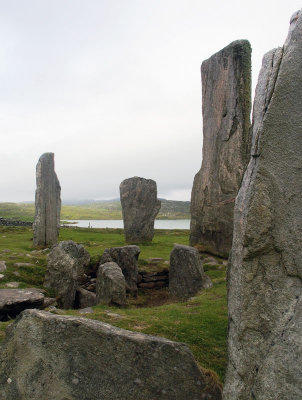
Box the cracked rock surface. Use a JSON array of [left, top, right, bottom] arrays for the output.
[[190, 40, 251, 257], [0, 309, 222, 400], [223, 9, 302, 400]]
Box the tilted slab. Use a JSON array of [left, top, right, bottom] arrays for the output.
[[0, 309, 222, 400]]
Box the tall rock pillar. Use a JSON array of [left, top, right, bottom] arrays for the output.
[[190, 40, 251, 257], [120, 177, 161, 243], [223, 10, 302, 399], [33, 153, 61, 247]]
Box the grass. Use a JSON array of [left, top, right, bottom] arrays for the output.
[[0, 225, 227, 383], [0, 200, 190, 222]]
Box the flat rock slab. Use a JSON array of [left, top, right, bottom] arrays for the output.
[[0, 309, 222, 400], [0, 289, 45, 321], [14, 263, 34, 267]]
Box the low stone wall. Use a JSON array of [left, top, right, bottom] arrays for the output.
[[138, 269, 169, 289], [0, 217, 32, 227]]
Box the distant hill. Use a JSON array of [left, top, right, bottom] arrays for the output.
[[0, 199, 190, 221]]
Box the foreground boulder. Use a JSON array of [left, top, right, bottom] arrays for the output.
[[0, 289, 44, 321], [44, 241, 90, 309], [96, 262, 127, 306], [223, 10, 302, 399], [100, 245, 140, 296], [33, 152, 61, 247], [0, 309, 222, 400], [120, 177, 161, 242], [190, 40, 251, 257], [169, 244, 212, 299]]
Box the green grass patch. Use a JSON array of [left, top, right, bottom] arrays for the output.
[[0, 225, 227, 383]]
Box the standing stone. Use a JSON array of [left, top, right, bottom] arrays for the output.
[[190, 40, 251, 257], [223, 10, 302, 400], [44, 240, 90, 309], [0, 309, 222, 400], [169, 244, 212, 299], [96, 262, 127, 306], [120, 177, 161, 243], [100, 245, 140, 296], [33, 153, 61, 247]]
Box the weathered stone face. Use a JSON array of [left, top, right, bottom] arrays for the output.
[[120, 177, 161, 243], [44, 240, 90, 309], [223, 10, 302, 399], [96, 262, 127, 306], [190, 41, 251, 257], [169, 244, 212, 299], [33, 153, 61, 247], [0, 309, 222, 400], [100, 245, 140, 296]]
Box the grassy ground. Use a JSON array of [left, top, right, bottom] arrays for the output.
[[0, 201, 190, 221], [0, 226, 227, 383]]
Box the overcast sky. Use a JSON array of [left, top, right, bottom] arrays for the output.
[[1, 0, 300, 202]]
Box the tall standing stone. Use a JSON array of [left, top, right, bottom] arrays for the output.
[[120, 177, 161, 243], [190, 40, 251, 257], [223, 10, 302, 399], [33, 153, 61, 247]]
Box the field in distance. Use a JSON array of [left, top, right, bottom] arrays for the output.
[[0, 199, 190, 222]]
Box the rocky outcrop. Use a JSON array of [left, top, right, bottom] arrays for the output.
[[0, 289, 45, 321], [169, 244, 212, 299], [120, 177, 161, 243], [33, 153, 61, 247], [44, 240, 90, 309], [0, 309, 222, 400], [96, 262, 127, 306], [100, 245, 140, 296], [223, 10, 302, 400], [190, 40, 251, 257]]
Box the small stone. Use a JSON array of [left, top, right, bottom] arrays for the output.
[[78, 307, 94, 314], [0, 261, 7, 272], [0, 274, 5, 279], [5, 282, 19, 288], [14, 263, 34, 267]]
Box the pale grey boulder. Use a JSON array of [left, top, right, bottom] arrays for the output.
[[190, 40, 251, 257], [120, 177, 161, 243], [44, 240, 90, 309], [96, 262, 127, 306], [169, 244, 212, 299], [33, 153, 61, 247], [0, 309, 222, 400], [100, 245, 140, 296], [223, 10, 302, 400], [0, 261, 6, 272], [0, 288, 44, 321]]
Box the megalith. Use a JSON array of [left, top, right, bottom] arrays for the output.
[[44, 240, 90, 309], [120, 177, 161, 243], [33, 152, 61, 247], [0, 309, 222, 400], [100, 245, 140, 296], [96, 262, 127, 306], [190, 40, 251, 257], [169, 244, 212, 299], [223, 10, 302, 399]]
